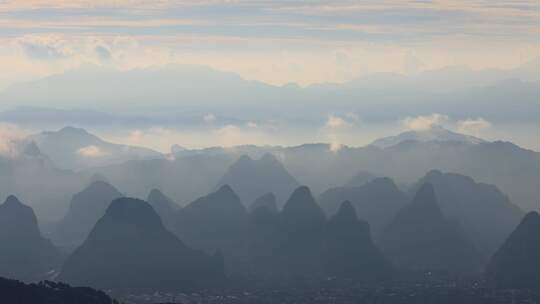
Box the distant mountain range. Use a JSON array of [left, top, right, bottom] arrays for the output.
[[1, 124, 539, 226], [28, 126, 162, 171], [217, 154, 300, 208], [1, 63, 540, 123], [371, 125, 485, 148]]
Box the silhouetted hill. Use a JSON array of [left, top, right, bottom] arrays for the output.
[[217, 154, 300, 208], [0, 277, 119, 304], [486, 212, 540, 289], [248, 192, 278, 213], [54, 181, 122, 248], [318, 178, 408, 239], [275, 186, 326, 277], [174, 185, 248, 273], [323, 201, 393, 280], [381, 184, 482, 274], [58, 197, 224, 289], [147, 188, 180, 231], [412, 170, 523, 256], [0, 196, 61, 281]]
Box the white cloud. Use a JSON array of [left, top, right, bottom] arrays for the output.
[[203, 113, 216, 123], [0, 123, 30, 158], [402, 113, 449, 131], [457, 117, 492, 135], [246, 121, 258, 128], [329, 142, 344, 153], [77, 145, 107, 158], [325, 114, 353, 129]]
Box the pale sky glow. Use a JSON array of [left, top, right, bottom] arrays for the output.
[[1, 0, 540, 87]]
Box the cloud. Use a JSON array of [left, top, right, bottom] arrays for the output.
[[402, 113, 449, 131], [457, 117, 492, 135], [0, 123, 30, 158], [203, 113, 216, 123], [329, 142, 344, 153], [77, 145, 108, 158], [16, 36, 71, 60], [325, 114, 353, 129]]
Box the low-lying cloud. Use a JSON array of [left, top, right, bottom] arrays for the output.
[[77, 145, 108, 158], [457, 118, 492, 136], [402, 113, 449, 131]]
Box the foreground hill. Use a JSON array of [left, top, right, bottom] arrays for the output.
[[0, 196, 61, 281], [247, 186, 392, 280], [0, 277, 119, 304], [323, 201, 392, 280], [54, 181, 122, 248], [58, 198, 224, 289], [486, 212, 540, 289], [174, 185, 248, 273], [382, 184, 483, 274], [412, 170, 523, 256]]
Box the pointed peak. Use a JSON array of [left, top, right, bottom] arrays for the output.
[[148, 188, 164, 197], [288, 186, 313, 202], [105, 197, 161, 224], [335, 200, 358, 221], [217, 184, 236, 196], [3, 195, 23, 207], [282, 186, 324, 217], [521, 211, 540, 226]]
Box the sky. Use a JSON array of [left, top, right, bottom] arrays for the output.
[[1, 0, 540, 88], [0, 1, 540, 152]]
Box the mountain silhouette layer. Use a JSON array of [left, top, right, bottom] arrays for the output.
[[217, 154, 300, 208], [323, 201, 393, 280], [319, 177, 407, 240], [174, 185, 248, 274], [147, 188, 180, 231], [381, 184, 483, 274], [55, 181, 122, 248], [486, 211, 540, 289], [58, 197, 224, 289], [0, 196, 61, 281], [412, 170, 523, 256]]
